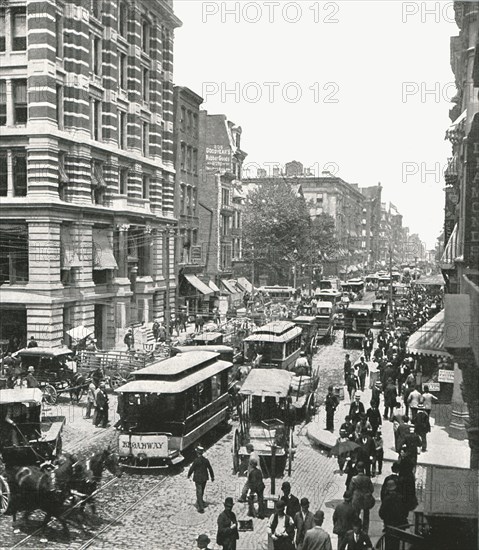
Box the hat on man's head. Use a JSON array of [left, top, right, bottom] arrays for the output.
[[196, 534, 211, 544], [417, 402, 425, 408], [196, 445, 205, 453], [276, 500, 286, 510], [313, 509, 325, 522], [300, 351, 306, 356], [224, 497, 234, 507], [281, 481, 291, 491], [300, 497, 309, 507], [355, 391, 362, 398], [28, 366, 35, 372]]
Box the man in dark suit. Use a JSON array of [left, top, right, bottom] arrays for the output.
[[280, 481, 301, 519], [340, 517, 373, 549], [294, 497, 315, 550], [94, 381, 109, 428], [188, 446, 215, 513], [333, 491, 358, 550], [348, 393, 365, 425], [356, 430, 375, 477], [216, 497, 239, 550]]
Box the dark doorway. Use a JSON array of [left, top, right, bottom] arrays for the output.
[[94, 304, 105, 350]]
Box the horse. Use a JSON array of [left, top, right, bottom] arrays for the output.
[[7, 451, 77, 538], [70, 447, 123, 515]]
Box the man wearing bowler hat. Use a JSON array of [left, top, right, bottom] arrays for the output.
[[302, 509, 333, 550], [188, 445, 215, 513], [216, 497, 239, 549]]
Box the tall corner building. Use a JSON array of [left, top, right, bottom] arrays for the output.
[[0, 0, 181, 349]]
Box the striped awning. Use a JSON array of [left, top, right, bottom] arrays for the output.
[[407, 310, 452, 358], [440, 224, 459, 269]]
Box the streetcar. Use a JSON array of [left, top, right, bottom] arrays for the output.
[[256, 286, 296, 303], [365, 273, 379, 291], [292, 316, 318, 354], [314, 289, 342, 306], [242, 321, 302, 370], [192, 332, 224, 346], [318, 278, 342, 292], [343, 304, 374, 348], [115, 351, 233, 470], [315, 301, 334, 340]]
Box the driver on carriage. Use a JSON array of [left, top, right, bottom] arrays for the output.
[[0, 404, 21, 446], [292, 351, 310, 377], [25, 366, 39, 388]]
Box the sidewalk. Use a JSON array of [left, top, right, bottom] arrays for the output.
[[306, 360, 470, 469]]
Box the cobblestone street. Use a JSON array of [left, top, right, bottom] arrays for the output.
[[1, 330, 369, 550]]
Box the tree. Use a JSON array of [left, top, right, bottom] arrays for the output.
[[309, 212, 339, 259], [242, 179, 310, 284]]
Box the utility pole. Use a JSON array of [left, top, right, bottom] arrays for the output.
[[388, 244, 394, 319], [251, 245, 255, 314], [164, 226, 174, 344]]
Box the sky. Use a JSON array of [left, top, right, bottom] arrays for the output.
[[173, 1, 458, 249]]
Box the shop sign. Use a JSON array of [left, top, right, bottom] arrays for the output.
[[438, 369, 455, 383], [206, 145, 232, 173], [426, 382, 441, 392]]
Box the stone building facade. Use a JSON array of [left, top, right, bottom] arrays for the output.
[[0, 0, 180, 349]]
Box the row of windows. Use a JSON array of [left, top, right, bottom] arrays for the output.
[[179, 184, 197, 216], [180, 143, 198, 174], [0, 149, 27, 197], [180, 107, 198, 136], [0, 8, 26, 52]]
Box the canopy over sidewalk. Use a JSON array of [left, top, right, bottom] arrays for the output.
[[407, 309, 451, 358]]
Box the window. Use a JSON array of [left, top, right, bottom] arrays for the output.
[[180, 142, 186, 171], [13, 80, 27, 125], [0, 152, 7, 196], [92, 35, 101, 75], [316, 193, 323, 205], [118, 2, 127, 38], [91, 99, 101, 140], [118, 110, 127, 149], [91, 0, 102, 19], [0, 81, 6, 126], [193, 113, 198, 135], [180, 185, 185, 214], [91, 160, 106, 205], [0, 223, 28, 285], [222, 188, 230, 206], [58, 152, 69, 200], [186, 186, 192, 215], [186, 146, 192, 173], [180, 106, 186, 131], [142, 68, 149, 102], [193, 148, 198, 175], [13, 150, 27, 196], [142, 174, 150, 199], [119, 167, 128, 195], [142, 121, 149, 156], [118, 51, 127, 90], [221, 215, 229, 236], [187, 110, 192, 132], [56, 84, 64, 129], [12, 8, 26, 51], [55, 13, 63, 57], [0, 10, 5, 52], [141, 20, 150, 53]]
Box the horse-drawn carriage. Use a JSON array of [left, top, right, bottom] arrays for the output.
[[232, 368, 318, 479], [12, 348, 86, 405], [0, 388, 65, 513]]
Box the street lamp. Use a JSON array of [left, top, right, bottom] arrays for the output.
[[292, 248, 298, 289]]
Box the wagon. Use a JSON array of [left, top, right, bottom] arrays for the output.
[[232, 368, 317, 482], [0, 388, 65, 514], [13, 347, 86, 405]]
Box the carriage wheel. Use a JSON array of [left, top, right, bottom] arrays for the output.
[[232, 429, 240, 474], [287, 429, 294, 477], [0, 475, 10, 515], [42, 384, 57, 405], [109, 373, 124, 390]]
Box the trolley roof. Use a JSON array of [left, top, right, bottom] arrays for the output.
[[315, 301, 333, 308], [193, 332, 223, 341], [346, 304, 373, 312], [115, 358, 232, 394], [293, 316, 317, 323], [132, 351, 221, 379], [0, 388, 43, 405], [172, 344, 233, 354], [244, 325, 302, 343], [239, 368, 293, 398]]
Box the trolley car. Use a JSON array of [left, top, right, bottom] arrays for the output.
[[242, 321, 302, 370], [115, 351, 233, 470]]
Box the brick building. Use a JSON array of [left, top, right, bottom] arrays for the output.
[[197, 112, 247, 303], [359, 183, 382, 268], [0, 0, 180, 349]]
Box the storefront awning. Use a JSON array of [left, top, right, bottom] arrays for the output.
[[92, 229, 118, 270], [208, 280, 220, 293], [236, 277, 253, 293], [440, 224, 460, 269], [184, 274, 213, 295], [407, 309, 452, 358], [221, 279, 238, 294]]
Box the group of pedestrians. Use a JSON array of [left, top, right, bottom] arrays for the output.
[[84, 375, 109, 428]]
